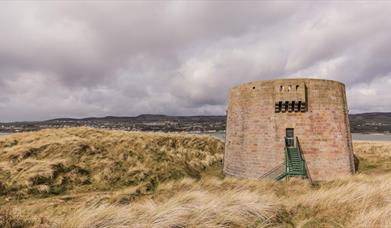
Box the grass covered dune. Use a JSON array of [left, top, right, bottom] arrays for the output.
[[1, 128, 391, 227], [0, 128, 224, 198]]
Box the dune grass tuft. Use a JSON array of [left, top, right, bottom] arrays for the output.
[[0, 206, 35, 228]]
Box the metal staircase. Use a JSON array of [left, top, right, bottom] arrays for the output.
[[261, 137, 308, 180]]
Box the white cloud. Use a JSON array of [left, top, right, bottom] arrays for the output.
[[348, 75, 391, 113], [0, 2, 391, 121]]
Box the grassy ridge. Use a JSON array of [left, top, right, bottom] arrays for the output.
[[1, 128, 391, 227], [0, 128, 224, 199]]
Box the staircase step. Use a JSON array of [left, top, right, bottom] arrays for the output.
[[289, 172, 305, 175]]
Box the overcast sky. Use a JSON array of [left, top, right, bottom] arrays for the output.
[[1, 1, 391, 121]]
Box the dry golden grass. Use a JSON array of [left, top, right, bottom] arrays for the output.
[[61, 185, 279, 228], [2, 129, 391, 227], [353, 140, 391, 174], [0, 206, 35, 228], [0, 128, 224, 199], [59, 173, 391, 227]]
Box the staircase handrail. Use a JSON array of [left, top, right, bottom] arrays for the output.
[[259, 162, 285, 179]]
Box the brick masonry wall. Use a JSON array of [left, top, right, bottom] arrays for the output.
[[223, 79, 355, 181]]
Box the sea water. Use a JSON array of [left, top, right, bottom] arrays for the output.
[[352, 133, 391, 141]]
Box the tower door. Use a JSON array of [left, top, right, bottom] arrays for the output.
[[286, 128, 294, 147]]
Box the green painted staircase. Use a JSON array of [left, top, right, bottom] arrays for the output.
[[276, 137, 308, 180]]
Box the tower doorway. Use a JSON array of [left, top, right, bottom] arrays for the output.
[[286, 128, 294, 147]]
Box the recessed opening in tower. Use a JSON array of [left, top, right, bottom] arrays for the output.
[[286, 128, 294, 147]]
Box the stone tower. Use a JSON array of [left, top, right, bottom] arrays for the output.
[[223, 78, 355, 181]]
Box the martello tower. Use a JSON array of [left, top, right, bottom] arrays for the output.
[[223, 78, 355, 181]]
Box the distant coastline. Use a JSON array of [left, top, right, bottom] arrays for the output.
[[2, 112, 391, 134], [2, 130, 391, 141]]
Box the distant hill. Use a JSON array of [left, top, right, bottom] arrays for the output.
[[46, 112, 391, 133], [47, 114, 226, 122], [349, 112, 391, 133], [1, 113, 391, 133]]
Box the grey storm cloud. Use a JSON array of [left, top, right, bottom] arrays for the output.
[[0, 1, 391, 121]]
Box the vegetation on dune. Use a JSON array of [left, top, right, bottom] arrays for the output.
[[0, 207, 35, 228], [0, 128, 224, 198], [61, 173, 391, 227], [353, 140, 391, 174], [62, 182, 279, 228], [1, 128, 391, 227]]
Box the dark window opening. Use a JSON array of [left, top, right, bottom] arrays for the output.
[[287, 102, 291, 112], [275, 101, 282, 112], [282, 101, 288, 112]]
